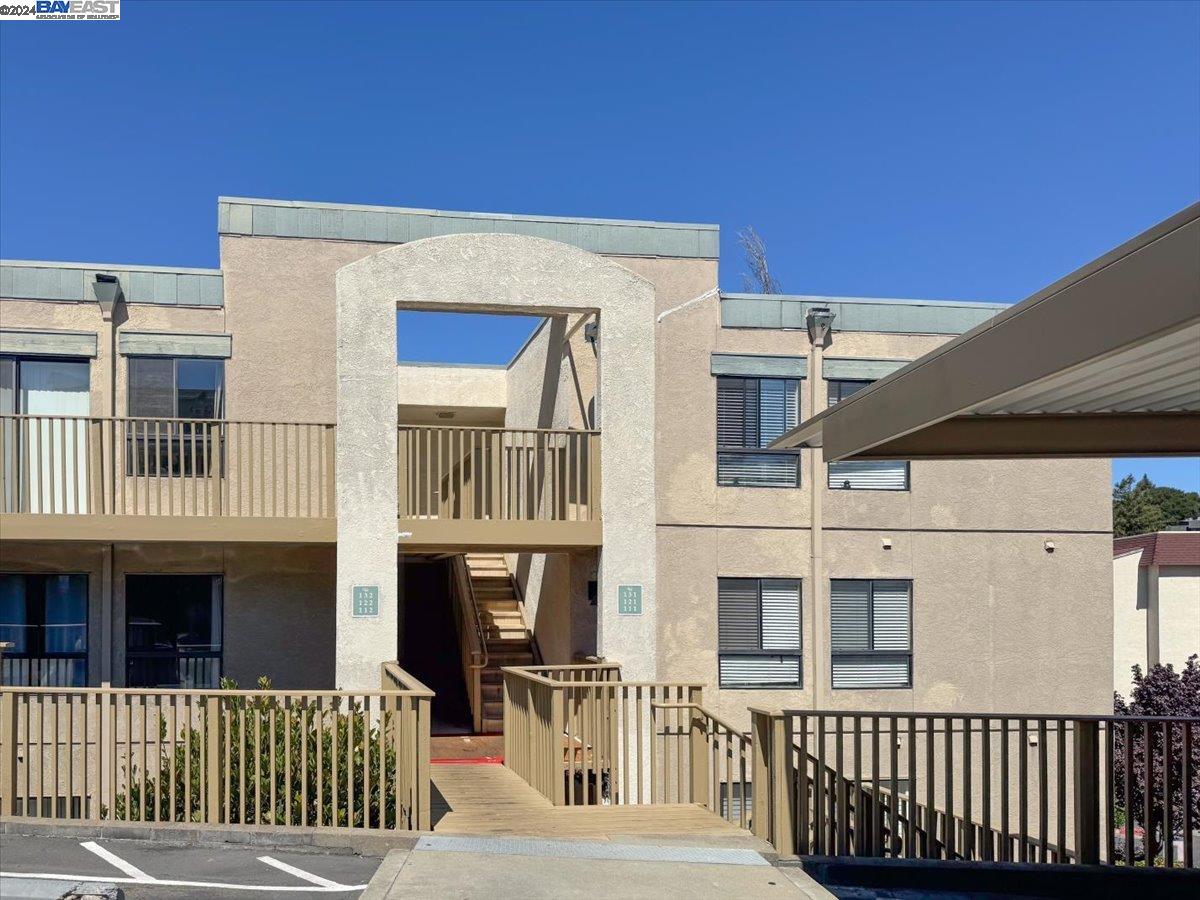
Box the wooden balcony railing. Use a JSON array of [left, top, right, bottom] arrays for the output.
[[502, 663, 751, 821], [0, 414, 335, 519], [751, 709, 1200, 869], [398, 425, 600, 524], [0, 665, 433, 832]]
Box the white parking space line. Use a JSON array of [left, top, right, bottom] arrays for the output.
[[0, 871, 370, 893], [258, 856, 343, 889], [1, 842, 369, 894], [81, 841, 153, 882]]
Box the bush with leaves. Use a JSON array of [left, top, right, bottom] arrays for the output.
[[1112, 656, 1200, 861], [112, 676, 406, 829]]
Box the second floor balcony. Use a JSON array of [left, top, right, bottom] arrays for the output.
[[0, 415, 602, 548], [397, 423, 602, 550]]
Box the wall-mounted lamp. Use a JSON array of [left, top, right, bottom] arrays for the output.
[[882, 537, 893, 550], [92, 273, 124, 320], [805, 305, 836, 348], [1044, 540, 1056, 553], [583, 321, 599, 346]]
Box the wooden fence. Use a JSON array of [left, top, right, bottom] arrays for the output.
[[0, 414, 335, 518], [398, 425, 600, 523], [501, 664, 753, 829], [750, 710, 1200, 869], [0, 664, 433, 832]]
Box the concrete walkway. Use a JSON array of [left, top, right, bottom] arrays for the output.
[[361, 835, 834, 899]]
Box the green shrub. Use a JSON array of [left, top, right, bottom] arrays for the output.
[[111, 676, 405, 829]]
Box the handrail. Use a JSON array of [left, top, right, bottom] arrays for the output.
[[448, 557, 489, 732], [2, 413, 335, 427], [752, 709, 1199, 870], [397, 424, 600, 524], [1, 413, 335, 519], [451, 558, 489, 670], [1, 679, 433, 831], [379, 660, 436, 697]]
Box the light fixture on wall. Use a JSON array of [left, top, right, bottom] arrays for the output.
[[1044, 540, 1056, 554], [805, 306, 835, 348], [584, 321, 598, 345], [92, 273, 124, 320]]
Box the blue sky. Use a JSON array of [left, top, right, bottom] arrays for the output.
[[1, 2, 1197, 490]]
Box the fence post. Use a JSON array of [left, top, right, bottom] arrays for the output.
[[750, 708, 774, 841], [771, 713, 796, 855], [205, 695, 221, 824], [1073, 719, 1101, 865], [689, 686, 708, 806], [1, 689, 16, 816], [550, 684, 565, 806], [416, 694, 431, 830]]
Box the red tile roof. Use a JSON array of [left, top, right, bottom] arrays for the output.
[[1113, 531, 1200, 567]]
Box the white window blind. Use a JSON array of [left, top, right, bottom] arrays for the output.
[[825, 379, 909, 491], [716, 376, 800, 488], [870, 580, 911, 650], [830, 579, 912, 689], [828, 460, 909, 491], [718, 578, 802, 688]]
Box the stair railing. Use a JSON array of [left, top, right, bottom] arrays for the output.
[[449, 556, 489, 733]]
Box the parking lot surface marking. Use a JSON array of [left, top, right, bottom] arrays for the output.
[[0, 841, 371, 894]]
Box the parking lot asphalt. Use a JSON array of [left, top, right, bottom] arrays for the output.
[[0, 833, 383, 900]]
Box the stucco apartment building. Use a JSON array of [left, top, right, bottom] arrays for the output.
[[0, 196, 1113, 733], [1113, 527, 1200, 695]]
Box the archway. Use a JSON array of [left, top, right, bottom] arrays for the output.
[[333, 233, 658, 689]]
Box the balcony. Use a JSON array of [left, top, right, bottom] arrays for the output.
[[0, 414, 336, 543], [1, 418, 602, 549], [397, 424, 601, 550]]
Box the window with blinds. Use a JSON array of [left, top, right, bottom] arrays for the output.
[[830, 579, 912, 689], [716, 376, 801, 488], [825, 379, 909, 491], [718, 577, 801, 688]]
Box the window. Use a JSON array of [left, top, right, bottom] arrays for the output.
[[126, 358, 224, 476], [825, 379, 909, 491], [126, 574, 223, 688], [830, 579, 912, 689], [1, 357, 90, 513], [716, 377, 801, 488], [0, 574, 88, 686], [718, 577, 801, 688]]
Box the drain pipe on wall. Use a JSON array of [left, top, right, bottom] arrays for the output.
[[94, 274, 124, 685], [805, 307, 835, 707]]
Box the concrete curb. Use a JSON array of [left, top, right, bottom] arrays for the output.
[[357, 849, 411, 900], [0, 816, 421, 857]]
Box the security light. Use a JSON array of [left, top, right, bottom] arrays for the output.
[[806, 306, 835, 347], [93, 273, 124, 318], [584, 321, 599, 345]]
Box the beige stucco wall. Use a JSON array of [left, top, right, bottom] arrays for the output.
[[0, 541, 333, 689], [0, 298, 225, 418], [1159, 566, 1200, 675], [653, 288, 1113, 725], [659, 525, 1113, 728], [397, 362, 507, 418], [1112, 553, 1199, 696], [1112, 550, 1146, 694]]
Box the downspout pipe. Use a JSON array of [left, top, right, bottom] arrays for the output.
[[93, 274, 123, 685], [805, 307, 835, 707]]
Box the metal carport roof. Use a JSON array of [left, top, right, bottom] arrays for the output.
[[773, 203, 1200, 460]]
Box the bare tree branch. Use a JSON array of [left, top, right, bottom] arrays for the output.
[[738, 226, 782, 294]]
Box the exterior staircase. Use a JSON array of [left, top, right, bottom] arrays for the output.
[[464, 553, 538, 733]]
